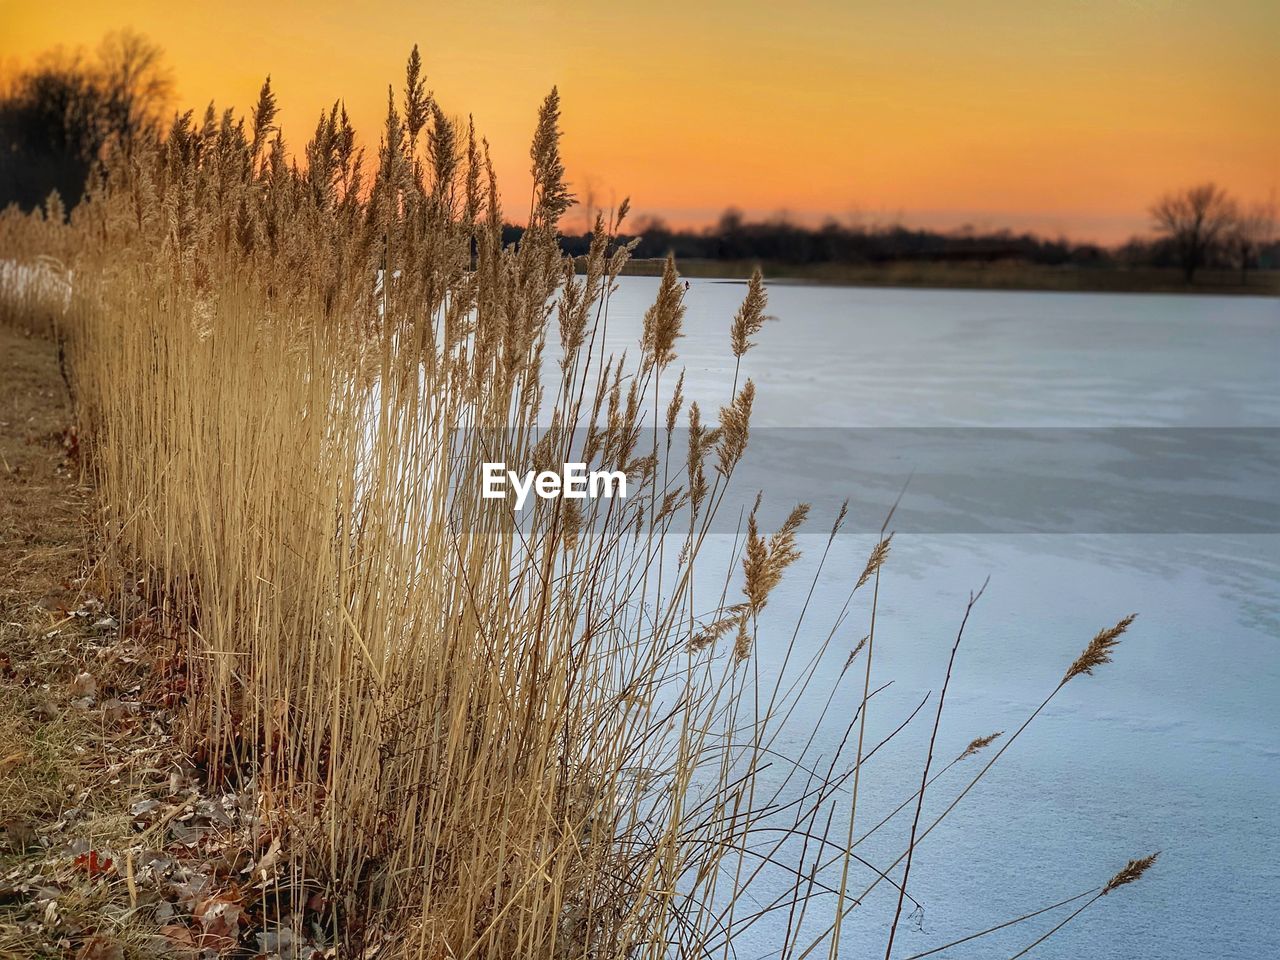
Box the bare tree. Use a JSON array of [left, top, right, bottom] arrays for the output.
[[0, 30, 171, 211], [95, 30, 173, 151], [578, 174, 600, 235], [1150, 182, 1238, 283], [0, 51, 100, 211], [1228, 197, 1277, 286]]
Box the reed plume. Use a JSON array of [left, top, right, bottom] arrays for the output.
[[0, 42, 1157, 960], [856, 533, 893, 591], [959, 730, 1003, 760], [1103, 852, 1160, 895], [1063, 613, 1137, 684], [730, 266, 770, 358]]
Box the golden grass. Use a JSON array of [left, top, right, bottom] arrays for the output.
[[0, 48, 1160, 958]]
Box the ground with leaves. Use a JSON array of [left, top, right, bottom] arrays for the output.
[[0, 322, 330, 959]]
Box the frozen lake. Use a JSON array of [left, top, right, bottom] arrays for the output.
[[581, 278, 1279, 959]]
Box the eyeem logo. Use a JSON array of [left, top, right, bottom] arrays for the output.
[[482, 462, 628, 510]]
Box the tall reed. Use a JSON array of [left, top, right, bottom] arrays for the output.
[[0, 48, 1156, 958]]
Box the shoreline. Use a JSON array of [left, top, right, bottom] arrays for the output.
[[609, 258, 1280, 296]]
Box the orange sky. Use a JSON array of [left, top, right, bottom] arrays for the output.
[[3, 0, 1276, 242]]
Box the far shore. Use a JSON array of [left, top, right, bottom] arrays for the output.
[[608, 258, 1280, 296]]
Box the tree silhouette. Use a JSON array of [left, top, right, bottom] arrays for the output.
[[1228, 199, 1277, 285], [1149, 183, 1237, 283], [95, 30, 172, 151], [0, 30, 170, 213]]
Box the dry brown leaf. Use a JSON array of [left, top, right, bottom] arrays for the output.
[[75, 935, 125, 960], [70, 670, 97, 700]]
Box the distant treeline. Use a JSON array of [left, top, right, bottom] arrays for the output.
[[0, 31, 171, 213], [503, 208, 1278, 276], [3, 33, 1273, 286]]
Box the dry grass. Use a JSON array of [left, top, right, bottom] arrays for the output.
[[0, 686, 88, 840], [0, 320, 90, 851], [0, 320, 183, 959], [0, 49, 1160, 958]]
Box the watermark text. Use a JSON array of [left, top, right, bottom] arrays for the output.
[[482, 462, 628, 510]]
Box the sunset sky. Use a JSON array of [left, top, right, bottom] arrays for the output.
[[3, 0, 1276, 242]]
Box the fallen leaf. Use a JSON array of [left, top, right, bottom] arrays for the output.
[[157, 923, 197, 949], [73, 850, 114, 877], [101, 698, 133, 723], [1, 818, 38, 851], [70, 671, 97, 701], [195, 930, 237, 951], [244, 835, 282, 877], [195, 897, 241, 950], [75, 934, 125, 960], [170, 874, 212, 909]]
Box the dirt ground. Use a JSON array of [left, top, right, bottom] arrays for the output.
[[0, 321, 85, 627], [0, 319, 335, 960], [0, 318, 93, 837], [0, 320, 115, 956], [0, 322, 188, 959]]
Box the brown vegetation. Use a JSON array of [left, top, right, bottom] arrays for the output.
[[0, 48, 1159, 959]]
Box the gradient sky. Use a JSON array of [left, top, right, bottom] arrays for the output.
[[3, 0, 1276, 242]]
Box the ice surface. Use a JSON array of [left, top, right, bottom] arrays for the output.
[[571, 278, 1279, 959]]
